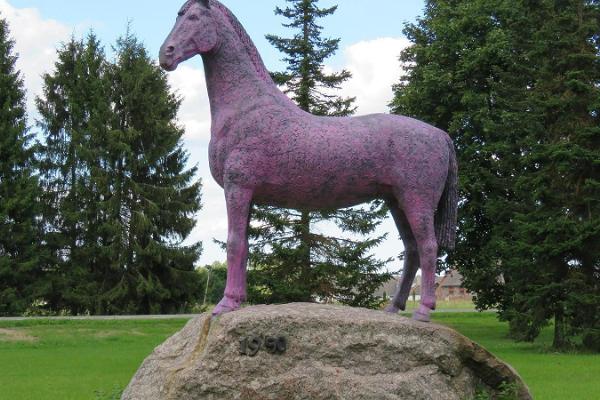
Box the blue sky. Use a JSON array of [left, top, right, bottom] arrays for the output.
[[8, 0, 424, 69], [1, 0, 426, 270]]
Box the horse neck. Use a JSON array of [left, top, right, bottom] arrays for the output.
[[202, 30, 281, 120], [201, 12, 296, 130], [203, 51, 253, 112]]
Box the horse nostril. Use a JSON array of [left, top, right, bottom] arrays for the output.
[[166, 45, 175, 54]]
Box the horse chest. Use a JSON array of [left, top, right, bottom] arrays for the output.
[[208, 139, 226, 188]]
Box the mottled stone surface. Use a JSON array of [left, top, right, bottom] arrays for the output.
[[159, 0, 458, 321], [122, 304, 532, 400]]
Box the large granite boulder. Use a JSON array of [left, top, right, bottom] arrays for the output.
[[122, 303, 531, 400]]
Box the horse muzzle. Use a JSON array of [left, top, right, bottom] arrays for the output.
[[159, 44, 179, 71]]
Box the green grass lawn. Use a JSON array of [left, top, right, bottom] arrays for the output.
[[404, 298, 478, 310], [0, 312, 598, 399], [429, 313, 600, 400], [0, 318, 189, 400]]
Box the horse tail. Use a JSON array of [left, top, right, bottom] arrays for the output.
[[435, 134, 458, 250]]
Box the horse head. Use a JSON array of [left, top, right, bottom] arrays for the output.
[[159, 0, 218, 71]]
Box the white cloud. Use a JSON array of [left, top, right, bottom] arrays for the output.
[[167, 64, 212, 143], [181, 140, 229, 266], [339, 37, 411, 115], [167, 64, 228, 265], [183, 165, 229, 266], [0, 0, 70, 115]]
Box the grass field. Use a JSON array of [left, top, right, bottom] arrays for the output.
[[0, 318, 189, 400], [429, 313, 600, 400], [0, 312, 599, 400], [404, 298, 478, 310]]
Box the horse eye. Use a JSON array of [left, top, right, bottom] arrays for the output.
[[188, 14, 200, 21]]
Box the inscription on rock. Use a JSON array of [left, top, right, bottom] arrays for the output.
[[239, 335, 287, 357]]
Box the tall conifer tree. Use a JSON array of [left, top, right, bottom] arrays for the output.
[[500, 0, 600, 349], [105, 31, 202, 314], [0, 17, 43, 315], [248, 0, 390, 308], [391, 0, 600, 349], [37, 31, 203, 314], [37, 34, 113, 313]]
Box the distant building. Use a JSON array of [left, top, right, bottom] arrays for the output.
[[375, 269, 471, 302], [373, 275, 399, 300], [435, 270, 472, 300], [374, 275, 421, 301]]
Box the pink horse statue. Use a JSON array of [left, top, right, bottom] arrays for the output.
[[159, 0, 458, 322]]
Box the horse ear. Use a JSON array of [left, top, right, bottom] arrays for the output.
[[197, 0, 210, 8]]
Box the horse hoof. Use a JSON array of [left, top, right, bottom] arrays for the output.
[[384, 304, 399, 314], [212, 297, 242, 317], [412, 305, 432, 322], [384, 303, 405, 314]]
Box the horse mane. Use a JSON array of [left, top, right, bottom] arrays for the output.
[[209, 0, 274, 84]]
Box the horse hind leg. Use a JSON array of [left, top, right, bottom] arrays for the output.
[[398, 194, 439, 322], [384, 200, 420, 314]]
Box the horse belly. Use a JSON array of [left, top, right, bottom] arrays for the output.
[[253, 172, 388, 211], [249, 133, 390, 209]]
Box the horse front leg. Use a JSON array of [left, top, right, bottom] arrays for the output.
[[212, 185, 253, 316]]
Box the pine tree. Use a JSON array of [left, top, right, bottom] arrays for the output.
[[266, 0, 355, 117], [0, 17, 43, 315], [499, 0, 600, 349], [37, 34, 113, 314], [37, 31, 203, 314], [104, 31, 202, 314], [391, 0, 600, 350], [247, 0, 391, 308]]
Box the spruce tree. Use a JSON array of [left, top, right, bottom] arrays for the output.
[[37, 34, 113, 314], [247, 0, 390, 308], [0, 17, 43, 315], [37, 31, 203, 314], [105, 31, 202, 314], [499, 0, 600, 349], [266, 0, 355, 116], [391, 0, 600, 349]]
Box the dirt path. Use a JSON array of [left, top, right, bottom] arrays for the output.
[[0, 328, 37, 342]]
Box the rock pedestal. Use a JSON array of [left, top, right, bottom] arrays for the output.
[[122, 303, 531, 400]]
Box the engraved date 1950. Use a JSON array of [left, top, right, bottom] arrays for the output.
[[239, 335, 287, 357]]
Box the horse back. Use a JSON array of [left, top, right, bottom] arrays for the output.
[[216, 110, 451, 210]]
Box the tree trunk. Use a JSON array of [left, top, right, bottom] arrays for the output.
[[553, 260, 569, 349], [553, 306, 567, 349], [299, 210, 311, 300]]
